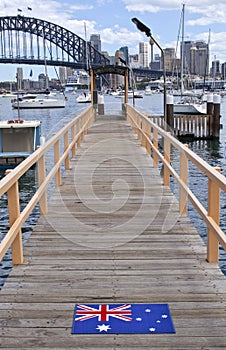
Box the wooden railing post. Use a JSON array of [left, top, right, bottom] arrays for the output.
[[77, 119, 81, 148], [179, 144, 188, 214], [81, 116, 85, 141], [146, 123, 151, 156], [5, 170, 23, 265], [134, 114, 138, 135], [54, 139, 61, 186], [71, 124, 76, 158], [136, 115, 140, 139], [64, 131, 70, 170], [37, 153, 48, 215], [207, 167, 221, 262], [83, 114, 88, 136], [153, 129, 158, 168], [164, 136, 171, 186], [141, 119, 146, 148]]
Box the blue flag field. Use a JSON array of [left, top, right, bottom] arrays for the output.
[[72, 303, 175, 334]]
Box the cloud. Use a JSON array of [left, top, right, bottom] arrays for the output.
[[122, 0, 179, 12], [122, 0, 226, 27], [69, 5, 94, 11], [101, 25, 143, 50]]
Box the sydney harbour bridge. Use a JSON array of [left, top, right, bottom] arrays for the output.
[[0, 15, 164, 80]]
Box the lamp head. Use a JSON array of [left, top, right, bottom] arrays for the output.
[[131, 17, 151, 37]]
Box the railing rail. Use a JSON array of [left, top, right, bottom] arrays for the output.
[[148, 114, 215, 139], [0, 106, 95, 264], [126, 104, 226, 264]]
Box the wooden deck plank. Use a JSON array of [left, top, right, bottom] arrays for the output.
[[0, 114, 225, 349]]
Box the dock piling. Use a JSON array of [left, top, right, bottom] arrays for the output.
[[213, 94, 221, 138], [166, 94, 174, 131]]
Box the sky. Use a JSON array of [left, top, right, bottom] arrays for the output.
[[1, 0, 226, 81]]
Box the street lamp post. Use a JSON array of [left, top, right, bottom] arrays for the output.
[[131, 17, 167, 126], [118, 56, 135, 106]]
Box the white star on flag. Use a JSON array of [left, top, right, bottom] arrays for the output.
[[149, 328, 156, 332], [96, 324, 111, 332]]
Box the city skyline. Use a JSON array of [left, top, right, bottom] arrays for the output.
[[0, 0, 226, 80]]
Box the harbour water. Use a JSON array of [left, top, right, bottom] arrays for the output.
[[0, 91, 226, 288]]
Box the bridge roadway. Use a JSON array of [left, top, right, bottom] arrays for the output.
[[0, 114, 226, 349]]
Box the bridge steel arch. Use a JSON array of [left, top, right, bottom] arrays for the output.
[[0, 15, 110, 69]]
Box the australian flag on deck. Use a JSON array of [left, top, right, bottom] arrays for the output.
[[72, 303, 175, 334]]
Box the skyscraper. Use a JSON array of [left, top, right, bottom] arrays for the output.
[[90, 34, 101, 52], [119, 46, 129, 65], [59, 67, 67, 84], [163, 48, 176, 72], [182, 40, 208, 76], [16, 67, 23, 90], [139, 42, 149, 68]]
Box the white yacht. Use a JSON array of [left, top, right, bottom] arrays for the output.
[[76, 92, 91, 103], [144, 86, 152, 95], [174, 98, 206, 115], [12, 96, 66, 109]]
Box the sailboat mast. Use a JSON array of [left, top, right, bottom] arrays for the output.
[[84, 22, 90, 90], [181, 3, 185, 96], [203, 29, 211, 93], [43, 30, 49, 90], [84, 22, 89, 70]]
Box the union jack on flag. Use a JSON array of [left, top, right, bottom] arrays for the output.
[[75, 304, 132, 322], [71, 303, 175, 334]]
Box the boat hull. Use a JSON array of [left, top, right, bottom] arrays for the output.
[[0, 120, 41, 167], [174, 102, 206, 115], [12, 98, 66, 109], [76, 93, 91, 103]]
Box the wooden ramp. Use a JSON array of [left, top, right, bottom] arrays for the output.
[[0, 114, 226, 349]]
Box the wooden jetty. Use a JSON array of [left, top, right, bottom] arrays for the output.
[[149, 93, 222, 139], [0, 104, 226, 349]]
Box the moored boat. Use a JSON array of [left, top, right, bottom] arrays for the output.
[[174, 98, 206, 115], [11, 96, 66, 109], [76, 92, 91, 103], [145, 86, 152, 95], [0, 119, 42, 167]]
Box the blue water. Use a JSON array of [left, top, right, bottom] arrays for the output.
[[0, 92, 226, 289]]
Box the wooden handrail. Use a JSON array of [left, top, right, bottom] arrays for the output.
[[0, 106, 95, 263], [126, 104, 226, 263]]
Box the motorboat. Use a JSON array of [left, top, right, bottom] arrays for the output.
[[144, 86, 152, 95], [133, 91, 143, 99], [174, 97, 206, 115], [0, 119, 42, 167], [0, 91, 17, 98], [76, 92, 91, 103], [114, 90, 143, 99], [11, 96, 66, 109]]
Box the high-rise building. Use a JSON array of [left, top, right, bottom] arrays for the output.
[[211, 59, 221, 78], [90, 34, 101, 52], [38, 73, 49, 90], [112, 50, 125, 88], [182, 41, 193, 74], [139, 42, 149, 68], [119, 46, 129, 65], [221, 62, 226, 80], [163, 48, 176, 72], [129, 54, 139, 68], [16, 67, 23, 90], [181, 40, 208, 76], [59, 67, 67, 84]]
